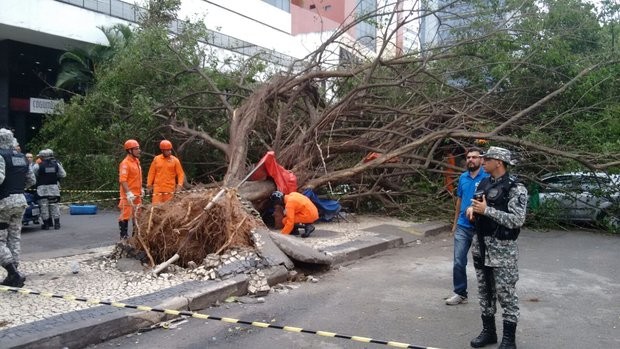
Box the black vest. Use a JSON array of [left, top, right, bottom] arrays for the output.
[[475, 174, 520, 240], [0, 149, 28, 200], [37, 159, 59, 185]]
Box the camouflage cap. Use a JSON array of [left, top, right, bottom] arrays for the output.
[[482, 146, 512, 163], [38, 148, 54, 158]]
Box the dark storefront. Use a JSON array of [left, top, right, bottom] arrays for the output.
[[0, 40, 62, 152]]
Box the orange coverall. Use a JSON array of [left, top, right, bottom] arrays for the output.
[[147, 154, 185, 204], [118, 155, 142, 221], [280, 192, 319, 235]]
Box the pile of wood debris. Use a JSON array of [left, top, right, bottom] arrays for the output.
[[126, 188, 263, 267]]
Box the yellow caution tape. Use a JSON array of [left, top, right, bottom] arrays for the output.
[[0, 285, 441, 349]]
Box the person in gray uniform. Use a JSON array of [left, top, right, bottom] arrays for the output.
[[467, 146, 528, 349], [0, 128, 36, 287], [33, 149, 66, 229]]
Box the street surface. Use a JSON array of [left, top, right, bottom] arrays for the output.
[[91, 228, 620, 349], [20, 209, 118, 260]]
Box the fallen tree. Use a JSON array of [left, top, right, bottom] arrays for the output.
[[39, 0, 620, 223]]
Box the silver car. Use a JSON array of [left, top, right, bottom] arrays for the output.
[[537, 172, 619, 227]]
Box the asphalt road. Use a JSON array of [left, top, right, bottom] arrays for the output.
[[91, 228, 620, 349], [20, 209, 118, 260]]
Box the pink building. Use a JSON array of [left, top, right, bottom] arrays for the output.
[[291, 0, 380, 52], [291, 0, 410, 56]]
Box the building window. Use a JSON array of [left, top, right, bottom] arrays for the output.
[[261, 0, 291, 12], [356, 0, 377, 51]]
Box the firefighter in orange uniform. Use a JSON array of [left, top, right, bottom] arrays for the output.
[[271, 191, 319, 238], [118, 139, 143, 240], [147, 140, 185, 205]]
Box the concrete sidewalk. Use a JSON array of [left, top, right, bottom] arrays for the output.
[[0, 216, 449, 349]]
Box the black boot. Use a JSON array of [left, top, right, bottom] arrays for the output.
[[119, 220, 129, 240], [1, 263, 25, 288], [471, 315, 497, 348], [498, 321, 517, 349], [42, 218, 50, 230], [301, 224, 316, 238], [291, 224, 302, 236], [54, 218, 61, 230]]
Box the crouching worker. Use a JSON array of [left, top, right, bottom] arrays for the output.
[[271, 191, 319, 238]]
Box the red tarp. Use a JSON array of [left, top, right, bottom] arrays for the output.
[[249, 151, 298, 194]]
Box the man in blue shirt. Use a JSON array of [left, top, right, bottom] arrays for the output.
[[446, 147, 488, 305]]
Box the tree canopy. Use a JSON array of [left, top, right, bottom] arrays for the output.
[[33, 0, 620, 229]]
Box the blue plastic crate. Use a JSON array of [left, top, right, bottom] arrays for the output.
[[69, 204, 98, 215]]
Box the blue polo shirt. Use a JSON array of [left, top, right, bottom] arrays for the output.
[[456, 168, 489, 228]]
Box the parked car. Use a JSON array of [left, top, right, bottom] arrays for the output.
[[536, 172, 620, 227], [22, 192, 41, 226]]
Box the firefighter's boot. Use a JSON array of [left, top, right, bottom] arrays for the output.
[[301, 224, 316, 238], [119, 220, 129, 240]]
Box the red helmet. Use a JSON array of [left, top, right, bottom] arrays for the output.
[[124, 139, 140, 150], [160, 140, 173, 150]]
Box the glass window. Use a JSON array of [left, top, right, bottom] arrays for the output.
[[261, 0, 290, 12], [355, 0, 377, 51]]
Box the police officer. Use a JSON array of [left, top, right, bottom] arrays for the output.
[[466, 147, 527, 349], [33, 149, 66, 229], [0, 128, 36, 287]]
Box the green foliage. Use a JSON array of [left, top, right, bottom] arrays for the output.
[[525, 200, 566, 230], [55, 24, 133, 93], [32, 5, 267, 191], [436, 0, 620, 166]]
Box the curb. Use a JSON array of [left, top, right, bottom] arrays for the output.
[[1, 232, 403, 349], [323, 234, 403, 265]]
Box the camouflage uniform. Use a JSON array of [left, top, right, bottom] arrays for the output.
[[0, 128, 36, 287], [469, 146, 527, 349], [32, 149, 66, 228], [471, 175, 527, 323]]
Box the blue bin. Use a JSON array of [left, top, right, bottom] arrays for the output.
[[69, 204, 98, 215]]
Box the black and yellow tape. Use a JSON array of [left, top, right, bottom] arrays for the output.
[[26, 188, 214, 205], [26, 189, 118, 194], [0, 286, 441, 349]]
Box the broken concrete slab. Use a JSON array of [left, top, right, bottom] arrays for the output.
[[267, 231, 334, 266], [253, 229, 295, 269]]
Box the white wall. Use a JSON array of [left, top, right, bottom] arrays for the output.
[[176, 0, 299, 59], [0, 0, 134, 48], [0, 0, 301, 60]]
